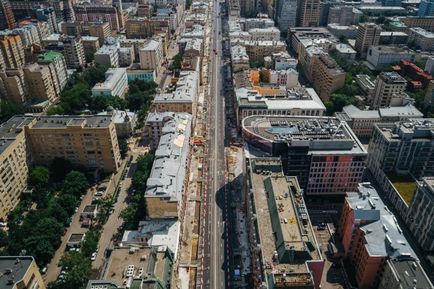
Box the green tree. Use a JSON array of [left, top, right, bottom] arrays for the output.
[[81, 229, 100, 257], [171, 53, 182, 70], [56, 194, 79, 215], [118, 138, 128, 159], [48, 201, 69, 225], [23, 236, 55, 265], [325, 93, 357, 115], [0, 99, 24, 122], [47, 105, 65, 115], [0, 230, 8, 248], [33, 217, 64, 247], [29, 166, 50, 190], [58, 252, 91, 289], [63, 171, 89, 197]]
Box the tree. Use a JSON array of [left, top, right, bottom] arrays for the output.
[[85, 51, 94, 63], [0, 230, 8, 248], [29, 166, 50, 190], [0, 99, 24, 122], [58, 252, 91, 289], [48, 201, 69, 225], [118, 138, 128, 159], [81, 229, 100, 257], [171, 53, 182, 70], [47, 105, 65, 115], [23, 236, 55, 265], [325, 93, 357, 115], [33, 217, 64, 247], [63, 171, 89, 197], [50, 158, 73, 182], [56, 194, 79, 215]]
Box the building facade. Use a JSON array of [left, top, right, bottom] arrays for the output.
[[371, 72, 407, 109], [91, 68, 128, 98], [0, 256, 46, 289], [355, 23, 382, 58]]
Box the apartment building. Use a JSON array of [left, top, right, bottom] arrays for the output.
[[336, 103, 423, 139], [25, 115, 121, 173], [145, 113, 192, 219], [288, 27, 338, 55], [338, 183, 431, 289], [98, 109, 136, 138], [247, 158, 323, 289], [327, 6, 361, 26], [367, 119, 434, 181], [0, 69, 27, 105], [37, 51, 68, 92], [81, 36, 100, 53], [125, 17, 155, 39], [296, 0, 321, 26], [88, 22, 111, 46], [0, 117, 33, 221], [0, 0, 16, 30], [230, 45, 249, 72], [139, 39, 163, 73], [355, 23, 382, 58], [276, 0, 297, 32], [248, 27, 280, 42], [406, 177, 434, 251], [419, 0, 434, 16], [402, 16, 434, 32], [23, 63, 59, 104], [120, 39, 147, 62], [152, 71, 198, 113], [0, 34, 24, 69], [371, 72, 407, 109], [62, 36, 86, 69], [0, 256, 46, 289], [335, 43, 356, 63], [95, 41, 119, 67], [242, 115, 367, 195], [393, 59, 433, 89], [312, 53, 345, 101], [244, 40, 286, 62], [408, 27, 434, 51], [73, 5, 124, 31], [91, 68, 128, 98]]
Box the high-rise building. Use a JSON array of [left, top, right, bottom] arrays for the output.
[[311, 53, 346, 101], [355, 23, 382, 58], [406, 177, 434, 251], [381, 0, 401, 6], [73, 5, 124, 31], [418, 0, 434, 16], [0, 0, 16, 30], [371, 72, 407, 109], [0, 256, 46, 289], [242, 115, 367, 195], [0, 69, 27, 105], [23, 63, 60, 104], [125, 17, 155, 39], [327, 5, 362, 26], [338, 182, 432, 289], [139, 39, 163, 72], [0, 35, 25, 69], [296, 0, 321, 27], [276, 0, 297, 32], [367, 119, 434, 181], [240, 0, 257, 17], [0, 117, 33, 221], [37, 51, 68, 92], [36, 7, 58, 33]]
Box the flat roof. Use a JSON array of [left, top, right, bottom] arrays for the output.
[[30, 115, 113, 129], [68, 233, 85, 243], [249, 159, 321, 285], [0, 256, 35, 289], [242, 115, 367, 155], [0, 116, 34, 154]]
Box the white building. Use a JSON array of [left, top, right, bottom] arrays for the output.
[[269, 69, 299, 88], [248, 27, 281, 42], [91, 68, 129, 98], [139, 39, 163, 73], [273, 51, 298, 70], [231, 45, 249, 72], [367, 46, 415, 68], [335, 43, 356, 63], [95, 43, 119, 67], [98, 109, 137, 138]]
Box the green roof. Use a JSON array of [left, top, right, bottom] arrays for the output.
[[387, 172, 416, 205], [38, 51, 62, 62]]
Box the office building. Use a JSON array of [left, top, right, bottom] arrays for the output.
[[408, 27, 434, 51], [25, 115, 121, 172], [91, 68, 128, 98], [371, 72, 407, 109], [145, 113, 192, 219], [0, 0, 16, 30], [139, 39, 163, 73], [336, 103, 423, 139], [0, 117, 33, 221], [425, 56, 434, 75], [23, 63, 59, 104], [327, 6, 362, 26], [378, 258, 433, 289], [98, 109, 136, 138], [355, 23, 382, 58], [247, 158, 323, 289], [120, 39, 147, 62], [0, 256, 46, 289], [367, 119, 434, 181], [248, 27, 281, 42], [235, 86, 326, 124], [335, 43, 356, 63], [296, 0, 321, 27], [406, 177, 434, 251], [37, 51, 68, 92], [402, 16, 434, 32], [418, 0, 434, 16], [379, 31, 408, 45], [326, 24, 358, 39], [338, 183, 431, 289], [0, 35, 25, 69], [242, 115, 367, 195], [288, 27, 338, 55], [276, 0, 297, 32], [118, 47, 134, 67], [0, 69, 27, 105], [152, 71, 198, 113], [240, 0, 256, 17], [311, 53, 345, 101], [367, 46, 415, 68]]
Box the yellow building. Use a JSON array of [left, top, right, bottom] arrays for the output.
[[23, 63, 59, 104], [25, 115, 121, 173], [0, 34, 25, 69], [0, 117, 34, 221], [312, 54, 346, 101], [0, 256, 46, 289], [125, 17, 154, 39]]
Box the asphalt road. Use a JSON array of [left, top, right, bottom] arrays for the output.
[[204, 1, 228, 289]]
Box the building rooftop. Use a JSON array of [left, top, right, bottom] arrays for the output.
[[379, 105, 424, 118], [145, 113, 192, 202], [409, 27, 434, 38], [141, 39, 160, 51], [86, 280, 120, 289], [0, 256, 36, 289], [30, 115, 113, 129], [0, 116, 34, 154], [386, 258, 434, 289], [37, 51, 63, 63], [379, 72, 407, 84], [335, 43, 356, 54], [92, 68, 127, 93], [377, 118, 434, 141], [154, 71, 198, 103], [98, 110, 136, 124], [95, 43, 119, 55], [346, 183, 417, 258], [249, 159, 322, 287], [242, 115, 367, 155], [342, 105, 380, 119]]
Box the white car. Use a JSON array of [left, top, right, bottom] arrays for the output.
[[91, 252, 97, 261]]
